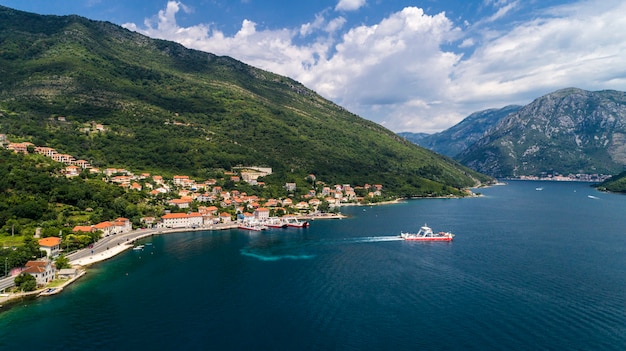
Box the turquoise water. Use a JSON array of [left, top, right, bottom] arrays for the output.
[[1, 180, 625, 350]]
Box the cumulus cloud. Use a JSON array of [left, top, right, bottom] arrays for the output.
[[124, 0, 626, 133], [335, 0, 366, 12]]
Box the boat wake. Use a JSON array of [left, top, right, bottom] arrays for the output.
[[241, 236, 402, 261], [332, 236, 404, 244]]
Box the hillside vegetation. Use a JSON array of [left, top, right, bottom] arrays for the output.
[[0, 6, 490, 196]]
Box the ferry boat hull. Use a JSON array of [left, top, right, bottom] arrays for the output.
[[400, 235, 453, 242], [283, 217, 310, 228], [400, 224, 454, 241], [238, 224, 267, 231]]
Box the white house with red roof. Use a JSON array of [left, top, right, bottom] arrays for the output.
[[38, 237, 61, 258], [113, 218, 132, 233], [23, 260, 56, 286], [160, 213, 204, 228], [93, 221, 114, 236]]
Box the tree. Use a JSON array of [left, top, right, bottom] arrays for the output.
[[55, 255, 71, 269], [14, 273, 37, 291]]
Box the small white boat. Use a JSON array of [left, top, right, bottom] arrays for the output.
[[133, 245, 144, 250]]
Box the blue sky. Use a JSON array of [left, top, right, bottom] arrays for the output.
[[1, 0, 625, 133]]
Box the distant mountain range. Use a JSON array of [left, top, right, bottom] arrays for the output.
[[0, 6, 490, 196], [402, 88, 626, 178], [404, 105, 522, 158]]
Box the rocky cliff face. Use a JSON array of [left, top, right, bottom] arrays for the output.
[[456, 88, 626, 177]]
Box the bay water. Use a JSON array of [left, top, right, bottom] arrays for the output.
[[1, 180, 625, 350]]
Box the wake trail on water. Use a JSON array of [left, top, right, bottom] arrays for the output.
[[241, 235, 403, 261], [330, 236, 404, 244]]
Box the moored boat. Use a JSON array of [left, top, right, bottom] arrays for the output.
[[238, 223, 268, 231], [400, 224, 454, 241], [284, 217, 310, 228], [264, 217, 287, 228]]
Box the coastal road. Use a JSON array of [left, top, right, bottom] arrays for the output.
[[67, 228, 160, 264], [67, 223, 237, 265]]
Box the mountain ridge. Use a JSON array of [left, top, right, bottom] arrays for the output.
[[456, 88, 626, 177], [0, 6, 491, 196], [404, 105, 522, 157]]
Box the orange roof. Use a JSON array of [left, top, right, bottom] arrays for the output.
[[170, 198, 192, 204], [25, 260, 48, 268], [23, 266, 46, 274], [162, 213, 189, 219], [73, 225, 94, 233], [94, 222, 113, 229], [38, 237, 61, 247]]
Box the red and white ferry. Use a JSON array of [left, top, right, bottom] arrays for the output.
[[264, 217, 287, 228], [284, 216, 310, 228], [400, 224, 454, 241], [238, 221, 267, 231]]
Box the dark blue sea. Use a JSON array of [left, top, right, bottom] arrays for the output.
[[1, 180, 625, 350]]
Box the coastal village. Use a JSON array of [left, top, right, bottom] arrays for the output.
[[0, 132, 610, 303], [0, 133, 386, 301]]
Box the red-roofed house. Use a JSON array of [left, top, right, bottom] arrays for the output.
[[220, 212, 232, 223], [23, 260, 56, 286], [93, 222, 114, 236], [168, 198, 192, 209], [113, 218, 132, 233], [38, 237, 61, 258], [161, 213, 189, 228], [187, 212, 204, 228], [72, 225, 94, 233]]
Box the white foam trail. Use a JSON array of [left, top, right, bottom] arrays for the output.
[[336, 236, 404, 244]]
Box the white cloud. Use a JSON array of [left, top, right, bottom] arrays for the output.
[[124, 0, 626, 133], [335, 0, 366, 12]]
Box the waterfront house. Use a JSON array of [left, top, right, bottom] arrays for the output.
[[38, 237, 61, 258], [160, 213, 189, 228], [220, 212, 232, 223], [93, 221, 114, 236], [188, 212, 204, 227], [254, 208, 270, 220], [113, 218, 132, 233], [23, 260, 56, 287]]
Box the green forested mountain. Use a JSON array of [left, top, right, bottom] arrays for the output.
[[0, 6, 490, 196], [597, 171, 626, 193]]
